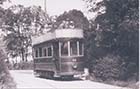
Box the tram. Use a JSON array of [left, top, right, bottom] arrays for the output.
[[32, 29, 85, 78]]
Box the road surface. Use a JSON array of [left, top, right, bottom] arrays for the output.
[[10, 70, 129, 89]]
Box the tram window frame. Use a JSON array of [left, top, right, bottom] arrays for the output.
[[43, 47, 47, 57], [78, 41, 84, 56], [70, 41, 78, 56], [42, 46, 53, 58], [70, 41, 84, 56], [60, 41, 84, 57], [34, 45, 53, 58], [60, 41, 69, 57], [39, 47, 42, 57], [47, 46, 53, 57], [35, 48, 39, 58]]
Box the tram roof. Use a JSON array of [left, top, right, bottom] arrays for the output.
[[32, 29, 84, 45]]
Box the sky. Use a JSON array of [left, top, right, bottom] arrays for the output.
[[3, 0, 91, 17]]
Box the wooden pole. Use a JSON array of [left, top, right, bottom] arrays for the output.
[[44, 0, 47, 14]]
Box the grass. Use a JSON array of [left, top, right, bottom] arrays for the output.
[[88, 74, 139, 89]]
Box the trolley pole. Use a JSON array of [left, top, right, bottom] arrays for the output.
[[44, 0, 47, 14]]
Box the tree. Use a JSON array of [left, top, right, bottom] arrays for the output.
[[0, 0, 8, 4], [3, 5, 32, 62], [53, 9, 89, 30], [0, 47, 16, 89], [84, 0, 139, 80], [0, 0, 16, 89], [3, 5, 50, 61], [28, 5, 50, 35]]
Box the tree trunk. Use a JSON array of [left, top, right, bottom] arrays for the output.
[[25, 53, 28, 62], [21, 49, 25, 62]]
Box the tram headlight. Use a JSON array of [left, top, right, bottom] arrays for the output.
[[72, 64, 77, 69], [72, 58, 77, 62]]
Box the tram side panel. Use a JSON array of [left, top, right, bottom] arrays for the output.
[[33, 42, 56, 74], [34, 58, 55, 72]]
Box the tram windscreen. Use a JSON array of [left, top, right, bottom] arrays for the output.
[[70, 41, 78, 56], [61, 42, 68, 56]]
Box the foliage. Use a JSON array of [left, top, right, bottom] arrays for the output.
[[3, 5, 32, 61], [2, 5, 50, 61], [53, 9, 89, 30], [11, 61, 33, 70], [91, 54, 125, 81], [28, 5, 50, 35], [0, 0, 8, 4], [0, 49, 16, 89], [0, 1, 16, 89], [84, 0, 139, 81]]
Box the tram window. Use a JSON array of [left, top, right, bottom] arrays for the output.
[[61, 42, 68, 56], [70, 41, 78, 56], [39, 47, 42, 57], [43, 48, 47, 57], [79, 42, 83, 55], [35, 49, 39, 58], [47, 47, 52, 57]]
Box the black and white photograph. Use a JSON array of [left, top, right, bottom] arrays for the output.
[[0, 0, 139, 89]]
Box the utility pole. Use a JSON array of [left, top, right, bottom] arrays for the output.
[[44, 0, 47, 14], [44, 0, 50, 32]]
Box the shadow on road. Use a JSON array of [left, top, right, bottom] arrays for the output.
[[37, 76, 83, 81], [53, 77, 82, 81]]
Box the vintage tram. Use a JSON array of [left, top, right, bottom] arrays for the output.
[[32, 29, 85, 78]]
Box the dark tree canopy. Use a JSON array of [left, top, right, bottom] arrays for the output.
[[84, 0, 139, 80], [53, 9, 89, 30]]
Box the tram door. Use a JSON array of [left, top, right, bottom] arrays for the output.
[[53, 42, 60, 73], [59, 41, 69, 73]]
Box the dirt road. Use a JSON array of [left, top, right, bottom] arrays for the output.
[[10, 70, 129, 89]]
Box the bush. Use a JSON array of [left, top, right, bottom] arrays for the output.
[[12, 61, 33, 70], [91, 54, 124, 81], [18, 61, 33, 70], [0, 49, 16, 89]]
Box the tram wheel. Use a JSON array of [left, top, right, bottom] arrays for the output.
[[45, 71, 54, 79]]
